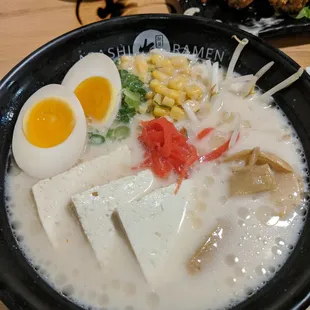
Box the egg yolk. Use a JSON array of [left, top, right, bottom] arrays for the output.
[[74, 76, 112, 122], [24, 98, 75, 148]]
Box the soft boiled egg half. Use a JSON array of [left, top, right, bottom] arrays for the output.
[[12, 84, 87, 179], [62, 53, 122, 129]]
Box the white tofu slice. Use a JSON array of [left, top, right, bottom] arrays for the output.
[[71, 170, 154, 268], [32, 146, 132, 248], [117, 180, 194, 287]]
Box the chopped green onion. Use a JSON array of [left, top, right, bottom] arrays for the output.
[[117, 70, 147, 123], [88, 133, 105, 145], [114, 126, 130, 140], [119, 70, 146, 97], [123, 88, 141, 103], [107, 126, 130, 141], [106, 128, 114, 139], [124, 95, 139, 109]]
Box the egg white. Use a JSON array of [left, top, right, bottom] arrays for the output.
[[62, 53, 122, 129], [12, 84, 87, 180]]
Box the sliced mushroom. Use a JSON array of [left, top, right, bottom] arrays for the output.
[[257, 151, 293, 173], [232, 147, 260, 172], [223, 149, 252, 163], [187, 219, 230, 274], [229, 164, 276, 196], [248, 147, 260, 166], [270, 172, 303, 217], [224, 149, 293, 173]]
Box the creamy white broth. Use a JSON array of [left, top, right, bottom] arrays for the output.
[[5, 52, 307, 310]]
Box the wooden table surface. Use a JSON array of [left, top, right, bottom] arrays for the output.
[[0, 0, 309, 309]]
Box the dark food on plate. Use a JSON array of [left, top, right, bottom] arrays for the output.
[[227, 0, 254, 9], [5, 36, 307, 310], [227, 0, 309, 12], [269, 0, 309, 12]]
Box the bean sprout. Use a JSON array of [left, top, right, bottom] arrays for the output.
[[229, 113, 241, 149], [226, 36, 249, 79], [212, 62, 219, 95], [243, 61, 275, 96], [221, 75, 254, 86], [183, 103, 199, 123], [260, 68, 304, 100], [255, 61, 274, 79], [206, 59, 213, 80]]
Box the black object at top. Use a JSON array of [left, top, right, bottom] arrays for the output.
[[0, 15, 310, 310], [180, 0, 310, 38]]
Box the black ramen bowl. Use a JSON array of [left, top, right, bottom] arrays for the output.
[[0, 14, 310, 310]]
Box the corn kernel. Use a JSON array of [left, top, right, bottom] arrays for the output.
[[148, 64, 156, 71], [161, 59, 172, 68], [179, 74, 190, 83], [146, 91, 154, 99], [150, 79, 161, 91], [178, 91, 186, 105], [151, 54, 164, 66], [153, 93, 163, 105], [138, 104, 148, 114], [185, 84, 202, 100], [120, 55, 132, 63], [171, 56, 189, 68], [180, 67, 190, 75], [119, 55, 134, 70], [152, 70, 168, 82], [154, 85, 170, 97], [170, 106, 186, 121], [136, 62, 148, 74], [153, 105, 170, 117], [120, 62, 132, 70], [135, 55, 148, 74], [165, 90, 186, 105], [167, 89, 180, 102], [155, 86, 186, 105], [139, 72, 151, 84], [146, 99, 153, 106], [168, 77, 184, 91], [158, 66, 175, 76], [162, 96, 175, 108]]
